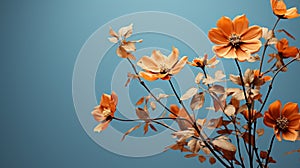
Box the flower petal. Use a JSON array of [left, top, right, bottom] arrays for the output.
[[208, 28, 229, 45], [223, 47, 237, 59], [217, 16, 233, 37], [240, 40, 262, 53], [137, 56, 160, 72], [282, 102, 299, 118], [152, 50, 166, 65], [94, 120, 111, 132], [233, 15, 249, 35], [282, 129, 298, 141], [213, 45, 232, 57], [166, 47, 179, 68], [139, 71, 159, 81], [170, 56, 188, 75], [287, 114, 300, 129], [285, 7, 300, 19], [236, 48, 251, 62], [282, 46, 299, 58], [264, 112, 276, 128], [275, 131, 282, 141], [273, 0, 287, 16], [241, 25, 262, 41], [268, 100, 281, 119]]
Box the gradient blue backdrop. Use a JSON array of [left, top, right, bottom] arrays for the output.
[[1, 0, 299, 167]]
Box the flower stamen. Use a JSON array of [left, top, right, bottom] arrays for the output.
[[229, 34, 241, 47], [276, 116, 289, 130]]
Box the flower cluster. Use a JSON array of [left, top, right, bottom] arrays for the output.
[[91, 0, 300, 167]]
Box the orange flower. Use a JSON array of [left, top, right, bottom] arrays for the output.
[[137, 47, 188, 81], [270, 0, 300, 19], [276, 38, 299, 58], [92, 91, 118, 132], [188, 54, 219, 68], [169, 104, 193, 130], [208, 15, 262, 62], [264, 100, 300, 141]]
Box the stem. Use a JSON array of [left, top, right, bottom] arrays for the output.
[[264, 135, 276, 168], [234, 58, 253, 168], [201, 66, 211, 88], [233, 117, 246, 168], [258, 17, 280, 74], [126, 58, 178, 117]]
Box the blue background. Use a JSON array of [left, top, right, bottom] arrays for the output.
[[1, 0, 299, 167]]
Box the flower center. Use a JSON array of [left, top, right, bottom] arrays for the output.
[[276, 116, 289, 130], [229, 34, 241, 47], [160, 64, 170, 74]]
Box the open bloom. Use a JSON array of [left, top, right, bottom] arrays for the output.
[[208, 15, 262, 61], [270, 0, 300, 19], [137, 47, 188, 81], [188, 54, 219, 68], [92, 91, 118, 132], [264, 100, 300, 141]]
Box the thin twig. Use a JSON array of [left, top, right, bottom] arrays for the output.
[[264, 135, 276, 168]]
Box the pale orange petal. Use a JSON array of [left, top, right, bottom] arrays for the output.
[[274, 0, 287, 16], [217, 16, 233, 37], [208, 28, 229, 45], [285, 7, 300, 19], [223, 47, 237, 59], [213, 45, 232, 57], [137, 56, 160, 72], [236, 48, 251, 62], [139, 71, 159, 81], [94, 120, 110, 132], [268, 100, 281, 119], [152, 50, 166, 65], [282, 129, 298, 141], [166, 47, 179, 68], [240, 40, 262, 53], [282, 102, 299, 118], [275, 131, 282, 141], [170, 56, 188, 75], [241, 25, 262, 41], [233, 15, 249, 35]]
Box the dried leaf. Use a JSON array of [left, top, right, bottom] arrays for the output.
[[185, 153, 198, 158], [198, 155, 206, 163], [212, 136, 236, 152], [144, 123, 149, 135], [135, 97, 145, 106], [217, 129, 233, 135], [121, 124, 141, 141], [256, 128, 264, 137], [188, 139, 201, 153], [209, 85, 225, 94], [136, 108, 150, 121], [116, 46, 136, 60], [150, 101, 156, 111], [109, 27, 119, 38], [180, 87, 198, 100], [229, 74, 242, 85], [202, 147, 211, 155], [260, 151, 268, 159], [122, 41, 136, 52], [149, 123, 157, 132], [215, 70, 226, 80], [241, 132, 254, 146], [158, 93, 170, 100], [190, 92, 205, 111], [284, 149, 300, 155], [224, 105, 236, 116], [247, 54, 260, 62], [195, 72, 204, 84], [207, 117, 223, 129], [209, 157, 216, 165]]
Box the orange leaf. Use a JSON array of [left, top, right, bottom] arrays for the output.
[[135, 97, 145, 106], [121, 124, 141, 141], [209, 157, 216, 165], [184, 153, 198, 158], [144, 123, 149, 135], [198, 155, 206, 163]]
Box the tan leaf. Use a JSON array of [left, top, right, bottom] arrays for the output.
[[209, 85, 225, 94], [136, 108, 150, 121], [188, 139, 201, 153], [229, 74, 242, 85], [150, 101, 156, 111], [224, 104, 236, 116], [198, 155, 206, 163], [212, 136, 237, 152], [247, 54, 260, 62], [195, 72, 204, 84], [116, 46, 136, 60], [256, 128, 264, 137], [184, 153, 199, 158], [180, 87, 198, 100], [190, 92, 205, 111], [135, 97, 145, 106], [202, 147, 211, 155], [158, 93, 170, 100], [121, 124, 141, 141], [209, 157, 216, 165], [122, 41, 136, 52], [215, 70, 226, 81], [207, 117, 223, 129], [109, 27, 118, 38]]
